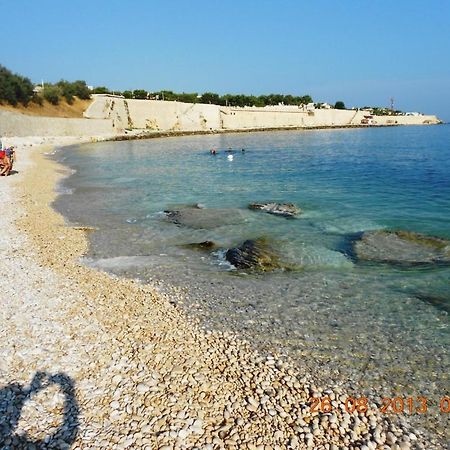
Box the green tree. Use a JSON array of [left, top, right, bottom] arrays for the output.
[[300, 95, 313, 104], [334, 101, 346, 109], [0, 65, 34, 106], [32, 94, 43, 105], [92, 86, 110, 94], [133, 89, 148, 99], [122, 90, 133, 99], [177, 92, 198, 103], [43, 85, 62, 105], [71, 80, 91, 99], [200, 92, 220, 104], [56, 80, 75, 103], [158, 90, 177, 101], [254, 96, 265, 107]]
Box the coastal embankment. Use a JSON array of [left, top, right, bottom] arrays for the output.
[[0, 134, 446, 448], [84, 96, 441, 133], [0, 95, 441, 138]]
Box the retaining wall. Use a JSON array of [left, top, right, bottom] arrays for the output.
[[122, 100, 440, 131], [126, 100, 221, 131], [220, 108, 367, 129], [0, 97, 441, 138], [365, 115, 441, 126]]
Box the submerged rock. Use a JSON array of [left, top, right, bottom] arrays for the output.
[[168, 202, 204, 210], [414, 292, 450, 314], [225, 238, 283, 271], [248, 202, 301, 218], [353, 230, 450, 265], [181, 241, 217, 251], [164, 207, 247, 229]]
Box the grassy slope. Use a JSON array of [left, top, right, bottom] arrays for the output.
[[0, 97, 92, 118]]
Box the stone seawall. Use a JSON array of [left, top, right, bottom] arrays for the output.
[[111, 99, 441, 131], [0, 97, 441, 138], [220, 108, 369, 129]]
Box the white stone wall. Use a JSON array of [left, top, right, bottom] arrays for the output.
[[220, 108, 440, 129], [126, 100, 221, 131], [220, 108, 362, 129], [3, 97, 439, 138], [83, 97, 442, 132], [364, 115, 441, 125], [220, 107, 308, 129]]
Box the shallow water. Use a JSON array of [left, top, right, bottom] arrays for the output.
[[54, 126, 450, 440]]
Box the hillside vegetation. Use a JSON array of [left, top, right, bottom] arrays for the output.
[[2, 64, 407, 118], [0, 97, 91, 118], [0, 64, 92, 117]]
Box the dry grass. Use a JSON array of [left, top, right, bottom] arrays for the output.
[[0, 97, 92, 118]]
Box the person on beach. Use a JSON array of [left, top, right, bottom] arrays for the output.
[[0, 146, 15, 176], [0, 149, 9, 175]]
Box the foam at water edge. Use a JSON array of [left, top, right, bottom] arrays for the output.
[[212, 249, 235, 270]]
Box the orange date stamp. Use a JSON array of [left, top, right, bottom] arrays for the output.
[[309, 396, 450, 415]]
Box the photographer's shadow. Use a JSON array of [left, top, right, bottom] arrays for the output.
[[0, 371, 79, 448]]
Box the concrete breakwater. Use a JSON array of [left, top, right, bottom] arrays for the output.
[[0, 95, 441, 137]]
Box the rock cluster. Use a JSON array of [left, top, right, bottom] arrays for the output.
[[352, 230, 450, 265], [225, 238, 282, 271], [165, 207, 247, 229], [182, 241, 217, 251], [0, 142, 444, 449], [248, 202, 301, 218]]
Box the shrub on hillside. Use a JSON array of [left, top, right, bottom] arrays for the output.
[[43, 85, 62, 105], [38, 79, 91, 105], [71, 80, 91, 99], [133, 89, 148, 99], [0, 64, 34, 106], [55, 80, 91, 104], [56, 80, 75, 104], [32, 94, 43, 106], [92, 86, 110, 94]]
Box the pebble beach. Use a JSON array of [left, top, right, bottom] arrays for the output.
[[0, 138, 447, 449]]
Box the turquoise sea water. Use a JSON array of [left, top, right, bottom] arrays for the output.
[[54, 126, 449, 438]]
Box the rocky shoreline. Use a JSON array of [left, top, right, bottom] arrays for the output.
[[0, 138, 446, 449]]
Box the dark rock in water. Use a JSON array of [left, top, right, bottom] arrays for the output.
[[181, 241, 217, 251], [248, 202, 301, 218], [225, 238, 282, 271], [164, 207, 247, 229], [353, 230, 450, 265], [414, 292, 450, 314]]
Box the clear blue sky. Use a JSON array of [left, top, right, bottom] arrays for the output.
[[1, 0, 449, 119]]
